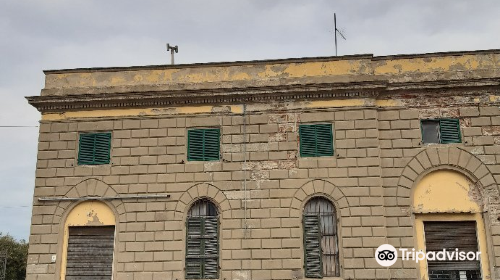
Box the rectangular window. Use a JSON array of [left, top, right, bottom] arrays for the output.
[[78, 132, 111, 165], [187, 128, 220, 161], [421, 119, 461, 144], [424, 221, 481, 280], [299, 124, 334, 157]]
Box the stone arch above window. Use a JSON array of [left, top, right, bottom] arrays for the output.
[[290, 179, 349, 218], [51, 178, 124, 225], [175, 183, 229, 221], [64, 178, 119, 199], [396, 147, 498, 209]]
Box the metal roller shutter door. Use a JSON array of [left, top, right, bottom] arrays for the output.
[[424, 221, 481, 280], [66, 226, 115, 280]]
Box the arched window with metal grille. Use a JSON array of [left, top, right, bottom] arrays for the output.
[[185, 199, 219, 279], [303, 197, 340, 278]]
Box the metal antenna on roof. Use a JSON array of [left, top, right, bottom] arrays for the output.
[[334, 13, 346, 56], [166, 44, 179, 65]]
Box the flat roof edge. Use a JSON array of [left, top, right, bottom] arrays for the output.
[[43, 49, 500, 75], [372, 48, 500, 61], [43, 54, 374, 74]]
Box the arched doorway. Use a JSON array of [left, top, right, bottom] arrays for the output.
[[60, 200, 116, 280], [412, 170, 491, 280]]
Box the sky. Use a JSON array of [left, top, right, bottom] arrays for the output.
[[1, 0, 499, 241]]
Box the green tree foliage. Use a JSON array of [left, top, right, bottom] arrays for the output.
[[0, 233, 28, 280]]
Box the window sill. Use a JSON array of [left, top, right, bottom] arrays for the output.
[[421, 142, 463, 146], [75, 164, 111, 167], [185, 278, 219, 280], [186, 160, 221, 163], [304, 277, 343, 280]]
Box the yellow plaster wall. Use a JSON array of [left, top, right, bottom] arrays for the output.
[[373, 54, 497, 75], [412, 170, 481, 213], [43, 52, 500, 91], [45, 59, 372, 90], [40, 99, 370, 121], [41, 106, 231, 121], [60, 201, 116, 280]]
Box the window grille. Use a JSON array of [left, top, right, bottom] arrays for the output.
[[303, 197, 339, 278]]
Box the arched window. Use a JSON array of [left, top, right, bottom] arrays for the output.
[[303, 197, 339, 278], [186, 199, 219, 279]]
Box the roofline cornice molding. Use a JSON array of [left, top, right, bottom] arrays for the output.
[[27, 82, 384, 113], [26, 78, 500, 113]]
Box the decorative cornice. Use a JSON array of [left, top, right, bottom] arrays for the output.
[[27, 77, 500, 113], [387, 77, 500, 91], [27, 82, 385, 113]]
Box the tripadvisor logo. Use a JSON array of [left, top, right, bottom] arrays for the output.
[[375, 244, 481, 267], [375, 244, 397, 267]]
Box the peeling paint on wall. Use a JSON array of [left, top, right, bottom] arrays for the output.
[[413, 170, 481, 213]]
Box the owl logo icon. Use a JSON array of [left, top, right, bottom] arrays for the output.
[[375, 244, 398, 267]]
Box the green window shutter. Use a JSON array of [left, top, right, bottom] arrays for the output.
[[78, 133, 111, 165], [188, 129, 220, 161], [303, 214, 323, 278], [439, 118, 461, 144], [299, 124, 333, 157], [300, 125, 318, 157], [315, 124, 334, 156], [186, 216, 219, 279]]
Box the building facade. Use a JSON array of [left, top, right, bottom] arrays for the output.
[[26, 50, 500, 280]]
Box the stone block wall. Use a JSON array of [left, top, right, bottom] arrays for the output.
[[28, 102, 391, 279], [25, 49, 500, 280], [27, 92, 500, 279], [379, 89, 500, 279]]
